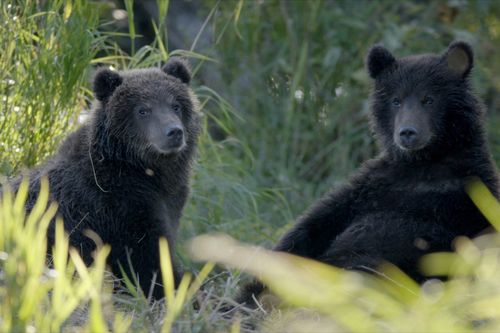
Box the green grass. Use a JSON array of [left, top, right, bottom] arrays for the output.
[[1, 0, 500, 332], [0, 178, 118, 332], [191, 178, 500, 332], [0, 0, 101, 173]]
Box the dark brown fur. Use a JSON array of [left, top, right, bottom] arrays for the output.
[[8, 58, 200, 299]]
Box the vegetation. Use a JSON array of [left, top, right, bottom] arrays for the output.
[[1, 0, 500, 332], [189, 178, 500, 332], [0, 0, 100, 173]]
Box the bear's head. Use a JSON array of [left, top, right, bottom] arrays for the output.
[[92, 57, 199, 160], [366, 41, 483, 160]]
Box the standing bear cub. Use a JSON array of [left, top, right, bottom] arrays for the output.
[[240, 41, 499, 306], [8, 58, 200, 299]]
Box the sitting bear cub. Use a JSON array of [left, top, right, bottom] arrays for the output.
[[7, 58, 200, 299], [240, 41, 499, 306]]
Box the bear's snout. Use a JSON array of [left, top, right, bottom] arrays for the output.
[[163, 124, 186, 152], [166, 125, 184, 144], [395, 125, 428, 151], [392, 101, 432, 152], [398, 126, 419, 148]]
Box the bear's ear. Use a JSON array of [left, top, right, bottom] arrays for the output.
[[443, 41, 474, 78], [162, 57, 191, 84], [366, 45, 396, 79], [93, 68, 123, 102]]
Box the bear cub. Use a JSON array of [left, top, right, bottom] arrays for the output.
[[7, 58, 200, 299], [240, 41, 499, 306]]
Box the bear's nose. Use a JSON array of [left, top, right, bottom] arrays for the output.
[[166, 125, 184, 141], [399, 127, 418, 145]]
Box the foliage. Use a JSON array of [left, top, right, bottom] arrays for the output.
[[0, 178, 124, 332], [0, 177, 217, 332], [0, 0, 500, 332], [0, 1, 248, 331], [204, 0, 500, 214], [0, 0, 101, 174], [190, 179, 500, 333]]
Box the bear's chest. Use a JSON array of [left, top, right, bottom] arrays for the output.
[[355, 178, 466, 220]]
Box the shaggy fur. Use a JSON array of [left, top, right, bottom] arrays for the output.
[[8, 58, 200, 299], [239, 41, 499, 307]]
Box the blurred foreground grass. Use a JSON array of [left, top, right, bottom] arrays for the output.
[[2, 169, 500, 332], [190, 178, 500, 332], [0, 179, 216, 332], [0, 178, 121, 332], [1, 0, 500, 332]]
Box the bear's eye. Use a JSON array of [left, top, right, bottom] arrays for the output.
[[137, 107, 151, 116], [172, 103, 181, 114], [422, 96, 434, 105], [392, 98, 401, 107]]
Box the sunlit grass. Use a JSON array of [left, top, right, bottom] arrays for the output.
[[1, 0, 500, 332], [0, 178, 121, 332], [190, 178, 500, 332], [0, 179, 217, 333], [159, 237, 215, 332], [0, 0, 102, 174]]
